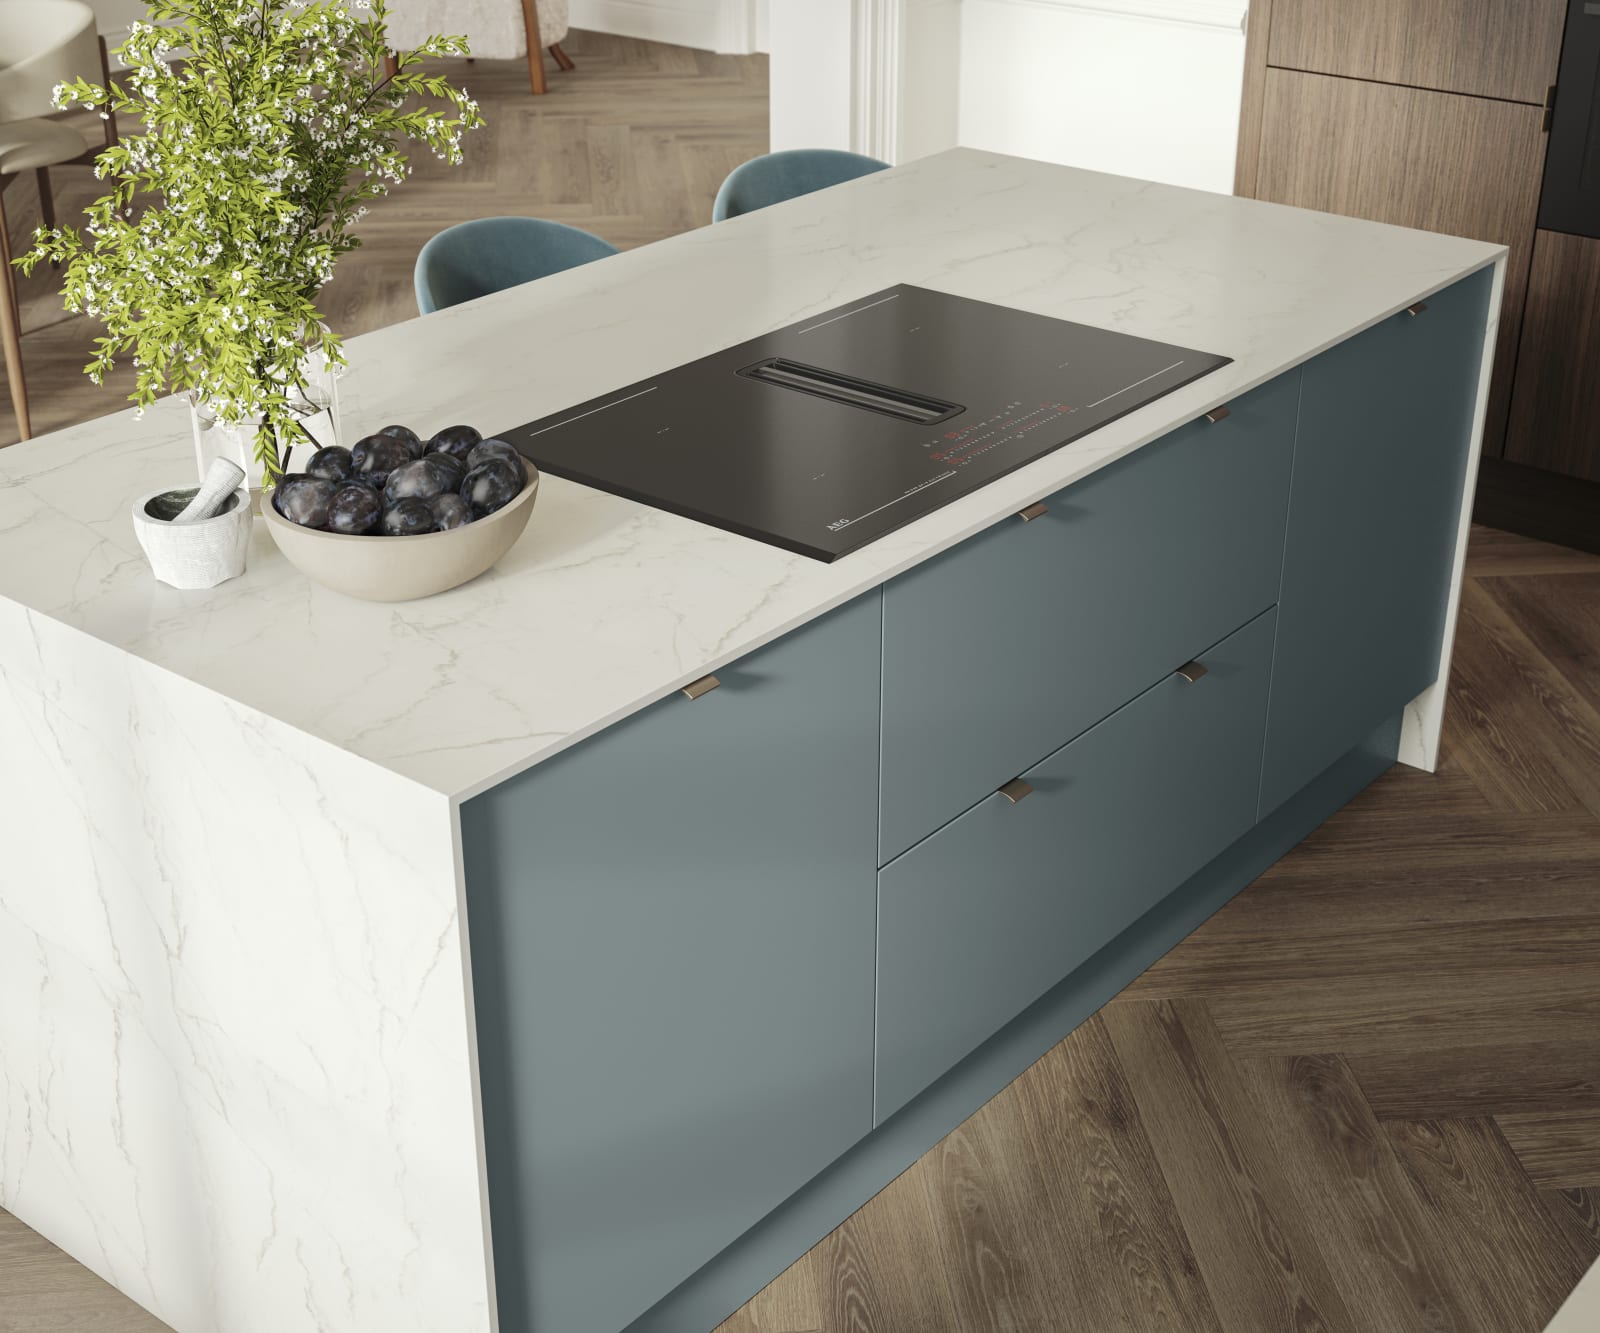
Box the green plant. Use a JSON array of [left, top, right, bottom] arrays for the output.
[[17, 0, 483, 478]]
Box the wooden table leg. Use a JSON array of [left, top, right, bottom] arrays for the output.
[[0, 186, 33, 441], [520, 0, 548, 94]]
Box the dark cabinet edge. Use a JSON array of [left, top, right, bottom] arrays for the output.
[[1474, 455, 1600, 554]]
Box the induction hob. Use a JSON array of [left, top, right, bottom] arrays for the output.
[[504, 285, 1231, 562]]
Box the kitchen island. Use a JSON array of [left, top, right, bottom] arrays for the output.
[[0, 149, 1503, 1333]]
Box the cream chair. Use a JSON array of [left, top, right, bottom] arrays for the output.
[[0, 0, 117, 440], [386, 0, 573, 97]]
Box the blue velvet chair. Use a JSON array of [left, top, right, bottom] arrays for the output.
[[414, 217, 618, 315], [711, 149, 890, 222]]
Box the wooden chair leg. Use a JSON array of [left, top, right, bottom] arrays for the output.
[[520, 0, 548, 94], [98, 36, 119, 148], [550, 42, 574, 72], [0, 188, 32, 441], [34, 168, 59, 270], [35, 169, 55, 232]]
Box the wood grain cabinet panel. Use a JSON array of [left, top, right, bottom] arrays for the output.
[[1255, 68, 1542, 456], [1266, 0, 1564, 105], [1506, 229, 1600, 483]]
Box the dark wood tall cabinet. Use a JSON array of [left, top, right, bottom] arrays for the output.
[[1235, 0, 1600, 551]]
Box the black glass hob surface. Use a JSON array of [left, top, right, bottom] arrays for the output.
[[504, 285, 1231, 562]]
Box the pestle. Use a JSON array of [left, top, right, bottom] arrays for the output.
[[173, 458, 247, 524]]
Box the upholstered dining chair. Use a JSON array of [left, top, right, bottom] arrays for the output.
[[0, 0, 117, 441], [711, 149, 890, 223], [386, 0, 573, 97], [414, 217, 617, 315]]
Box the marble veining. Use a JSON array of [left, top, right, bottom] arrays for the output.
[[0, 150, 1504, 800], [0, 600, 489, 1333]]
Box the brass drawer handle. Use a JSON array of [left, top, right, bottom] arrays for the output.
[[1017, 501, 1049, 522], [1176, 660, 1209, 683], [1203, 405, 1231, 424], [1405, 301, 1429, 317], [681, 674, 721, 700], [998, 777, 1034, 804]]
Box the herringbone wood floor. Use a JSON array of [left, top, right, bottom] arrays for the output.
[[0, 28, 769, 445], [713, 526, 1600, 1333], [3, 29, 1599, 1333]]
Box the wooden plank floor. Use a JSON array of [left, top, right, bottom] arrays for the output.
[[3, 30, 1599, 1333]]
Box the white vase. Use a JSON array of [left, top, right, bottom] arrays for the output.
[[189, 353, 343, 487]]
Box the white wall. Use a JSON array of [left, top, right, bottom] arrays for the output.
[[768, 0, 855, 151], [959, 0, 1246, 192], [767, 0, 1247, 194], [568, 0, 770, 53]]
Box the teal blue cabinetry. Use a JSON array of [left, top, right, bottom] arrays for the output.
[[458, 277, 1490, 1333], [1260, 269, 1491, 814], [874, 608, 1277, 1121], [877, 372, 1297, 863], [459, 591, 882, 1333]]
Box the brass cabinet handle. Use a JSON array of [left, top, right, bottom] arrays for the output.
[[1175, 660, 1209, 683], [998, 777, 1034, 804], [1203, 405, 1231, 424], [1405, 301, 1429, 317], [1017, 501, 1049, 522], [681, 674, 721, 700]]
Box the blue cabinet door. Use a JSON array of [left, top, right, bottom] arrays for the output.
[[459, 592, 882, 1333], [874, 607, 1277, 1122], [878, 372, 1297, 863], [1260, 269, 1492, 815]]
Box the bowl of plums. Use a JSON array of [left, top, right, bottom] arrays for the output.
[[262, 423, 538, 602]]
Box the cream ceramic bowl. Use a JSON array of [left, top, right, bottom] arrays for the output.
[[263, 460, 540, 602]]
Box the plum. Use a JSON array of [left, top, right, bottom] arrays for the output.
[[351, 433, 411, 486], [275, 475, 336, 529], [466, 439, 520, 470], [429, 492, 472, 531], [461, 458, 524, 517], [424, 451, 465, 489], [384, 458, 450, 505], [326, 481, 383, 535], [305, 445, 353, 482], [378, 424, 424, 458], [270, 472, 308, 511], [426, 424, 481, 461], [382, 497, 436, 536]]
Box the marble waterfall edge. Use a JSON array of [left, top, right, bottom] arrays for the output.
[[0, 599, 490, 1333]]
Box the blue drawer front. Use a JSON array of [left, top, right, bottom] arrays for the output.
[[460, 592, 882, 1333], [878, 372, 1296, 863], [874, 607, 1277, 1122], [1260, 269, 1492, 814]]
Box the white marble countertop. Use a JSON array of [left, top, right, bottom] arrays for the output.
[[0, 149, 1504, 801]]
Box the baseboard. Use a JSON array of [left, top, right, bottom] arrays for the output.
[[621, 712, 1404, 1333], [569, 0, 769, 54], [1473, 456, 1600, 556]]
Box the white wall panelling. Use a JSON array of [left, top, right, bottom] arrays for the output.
[[769, 0, 1246, 188], [769, 0, 960, 162]]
